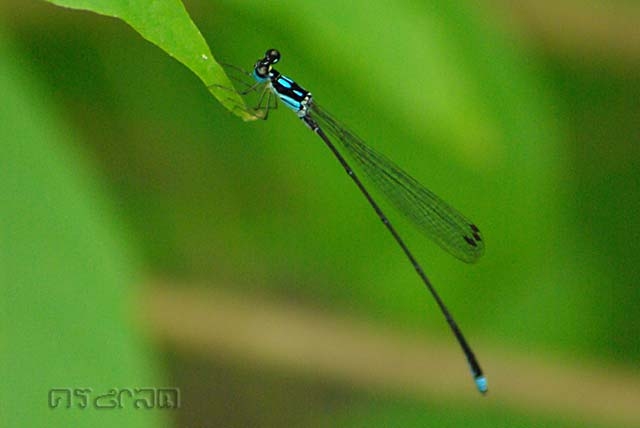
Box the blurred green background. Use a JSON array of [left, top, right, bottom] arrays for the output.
[[2, 0, 640, 427]]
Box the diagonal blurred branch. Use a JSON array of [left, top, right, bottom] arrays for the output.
[[488, 0, 640, 63], [139, 280, 640, 427], [6, 0, 640, 64]]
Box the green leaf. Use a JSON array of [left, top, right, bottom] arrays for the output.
[[43, 0, 255, 121], [0, 33, 166, 428]]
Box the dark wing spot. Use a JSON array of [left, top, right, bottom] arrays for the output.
[[469, 224, 482, 241], [464, 236, 478, 247]]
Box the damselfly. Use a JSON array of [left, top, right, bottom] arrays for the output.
[[231, 48, 487, 394]]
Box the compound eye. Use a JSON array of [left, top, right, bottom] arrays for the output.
[[264, 48, 280, 64], [255, 63, 270, 78]]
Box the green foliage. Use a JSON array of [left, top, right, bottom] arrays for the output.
[[3, 0, 639, 426], [0, 34, 164, 428], [44, 0, 254, 120]]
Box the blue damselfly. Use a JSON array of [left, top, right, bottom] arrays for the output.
[[230, 48, 487, 394]]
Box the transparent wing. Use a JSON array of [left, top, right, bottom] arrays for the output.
[[308, 103, 484, 263]]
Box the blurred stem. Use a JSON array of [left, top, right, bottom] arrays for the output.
[[4, 1, 640, 64], [140, 281, 640, 428], [487, 0, 640, 63]]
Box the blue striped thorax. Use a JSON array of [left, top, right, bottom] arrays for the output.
[[252, 48, 312, 118]]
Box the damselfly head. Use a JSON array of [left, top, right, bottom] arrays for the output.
[[253, 61, 270, 79], [254, 49, 281, 79], [264, 48, 280, 64]]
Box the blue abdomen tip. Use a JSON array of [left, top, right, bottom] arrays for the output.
[[475, 376, 488, 394]]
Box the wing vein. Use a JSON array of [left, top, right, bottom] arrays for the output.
[[309, 103, 484, 263]]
